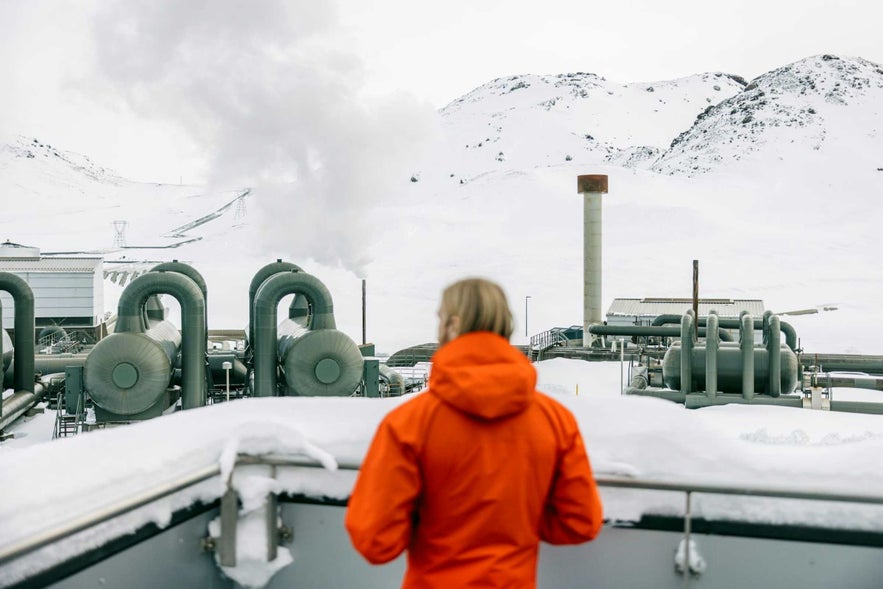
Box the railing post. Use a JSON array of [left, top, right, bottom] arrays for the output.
[[219, 474, 238, 567], [684, 491, 692, 589], [266, 465, 278, 562]]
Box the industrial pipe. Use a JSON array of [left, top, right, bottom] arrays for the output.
[[651, 314, 797, 350], [706, 312, 719, 399], [247, 260, 303, 351], [253, 271, 362, 397], [741, 312, 754, 400], [96, 272, 206, 409], [587, 324, 732, 340], [0, 384, 45, 432], [0, 272, 35, 394], [681, 312, 694, 394], [768, 315, 782, 397]]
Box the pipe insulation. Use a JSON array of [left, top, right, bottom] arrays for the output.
[[85, 272, 206, 413], [248, 260, 302, 351], [0, 272, 35, 394], [253, 271, 363, 397], [706, 312, 719, 399], [741, 312, 755, 400], [681, 312, 694, 394]]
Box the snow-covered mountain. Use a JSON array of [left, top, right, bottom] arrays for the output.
[[1, 54, 881, 356], [653, 55, 883, 176]]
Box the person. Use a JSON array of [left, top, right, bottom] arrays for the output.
[[345, 277, 603, 588]]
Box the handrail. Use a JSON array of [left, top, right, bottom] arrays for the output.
[[4, 458, 883, 570]]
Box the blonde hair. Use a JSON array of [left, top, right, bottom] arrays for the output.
[[440, 278, 514, 340]]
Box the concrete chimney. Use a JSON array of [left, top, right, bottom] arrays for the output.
[[576, 174, 609, 347]]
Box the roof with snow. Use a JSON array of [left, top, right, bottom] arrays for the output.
[[607, 298, 765, 319]]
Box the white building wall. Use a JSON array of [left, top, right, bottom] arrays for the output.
[[0, 265, 103, 327]]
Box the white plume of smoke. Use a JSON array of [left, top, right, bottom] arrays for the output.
[[89, 0, 436, 274]]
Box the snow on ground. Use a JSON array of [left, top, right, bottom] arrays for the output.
[[3, 358, 883, 584]]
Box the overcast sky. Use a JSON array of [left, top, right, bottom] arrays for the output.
[[2, 0, 881, 184]]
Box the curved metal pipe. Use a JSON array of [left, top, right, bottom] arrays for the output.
[[680, 312, 694, 394], [248, 260, 303, 350], [741, 313, 754, 400], [253, 271, 336, 397], [151, 261, 208, 328], [706, 312, 719, 399], [116, 273, 206, 409], [651, 314, 796, 350], [0, 272, 35, 394], [768, 315, 782, 397]]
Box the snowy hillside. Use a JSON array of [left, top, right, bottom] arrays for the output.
[[424, 71, 745, 181], [653, 55, 883, 176], [1, 54, 881, 358]]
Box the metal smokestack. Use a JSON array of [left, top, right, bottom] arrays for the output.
[[576, 174, 609, 347]]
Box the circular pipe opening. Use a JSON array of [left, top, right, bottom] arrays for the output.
[[112, 362, 139, 389], [314, 358, 341, 384]]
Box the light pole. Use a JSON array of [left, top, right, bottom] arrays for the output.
[[525, 295, 532, 338]]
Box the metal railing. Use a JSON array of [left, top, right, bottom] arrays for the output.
[[3, 458, 883, 582]]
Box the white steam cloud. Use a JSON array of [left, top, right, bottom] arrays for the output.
[[89, 0, 436, 274]]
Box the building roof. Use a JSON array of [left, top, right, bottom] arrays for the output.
[[0, 257, 103, 272], [607, 298, 765, 319]]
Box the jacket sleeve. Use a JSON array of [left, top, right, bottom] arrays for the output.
[[539, 425, 604, 544], [345, 416, 422, 564]]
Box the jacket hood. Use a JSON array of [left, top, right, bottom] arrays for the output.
[[429, 332, 536, 420]]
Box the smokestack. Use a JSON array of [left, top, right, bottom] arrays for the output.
[[576, 174, 609, 347]]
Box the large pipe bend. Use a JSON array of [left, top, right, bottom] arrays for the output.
[[253, 271, 342, 397], [114, 272, 207, 409], [0, 272, 35, 394], [248, 261, 303, 349]]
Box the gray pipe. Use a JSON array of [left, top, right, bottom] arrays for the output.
[[706, 312, 719, 399], [0, 384, 45, 432], [768, 315, 782, 397], [2, 323, 10, 373], [253, 271, 339, 397], [152, 261, 208, 327], [116, 272, 206, 409], [741, 313, 754, 400], [651, 314, 796, 350], [0, 272, 35, 394], [588, 324, 731, 340], [681, 312, 694, 394], [248, 260, 303, 351]]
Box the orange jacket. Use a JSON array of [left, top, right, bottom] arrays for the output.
[[345, 331, 603, 588]]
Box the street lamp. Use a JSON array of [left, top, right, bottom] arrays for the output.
[[525, 295, 532, 338]]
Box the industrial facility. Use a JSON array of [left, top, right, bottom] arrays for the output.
[[1, 174, 882, 588]]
